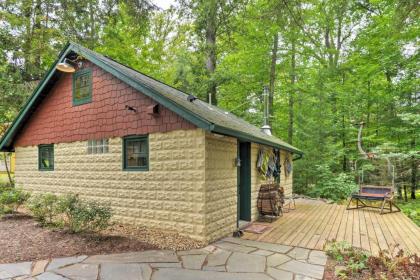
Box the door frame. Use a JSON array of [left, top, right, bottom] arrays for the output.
[[237, 141, 251, 222]]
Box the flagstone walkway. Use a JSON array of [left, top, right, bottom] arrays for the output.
[[0, 237, 327, 280]]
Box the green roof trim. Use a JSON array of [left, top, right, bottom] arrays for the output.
[[0, 42, 303, 155]]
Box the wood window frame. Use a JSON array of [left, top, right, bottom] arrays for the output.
[[72, 68, 92, 106], [38, 144, 54, 171], [123, 135, 149, 171]]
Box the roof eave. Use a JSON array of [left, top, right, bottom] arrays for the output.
[[211, 124, 303, 155]]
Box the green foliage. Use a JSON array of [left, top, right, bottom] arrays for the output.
[[27, 193, 60, 226], [58, 194, 112, 233], [1, 0, 418, 204], [327, 240, 420, 279], [306, 165, 358, 202], [27, 193, 112, 232], [325, 241, 370, 273], [397, 191, 420, 226], [0, 188, 30, 215]]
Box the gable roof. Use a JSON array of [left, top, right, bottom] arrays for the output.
[[0, 42, 302, 155]]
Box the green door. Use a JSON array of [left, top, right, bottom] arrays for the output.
[[238, 141, 251, 221]]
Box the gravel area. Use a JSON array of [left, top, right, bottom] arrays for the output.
[[0, 213, 204, 263]]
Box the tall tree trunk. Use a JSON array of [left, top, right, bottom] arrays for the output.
[[205, 0, 217, 105], [288, 40, 296, 144], [3, 153, 13, 187], [366, 80, 371, 126], [411, 136, 417, 199], [268, 33, 279, 126], [342, 115, 347, 171], [89, 1, 96, 48]]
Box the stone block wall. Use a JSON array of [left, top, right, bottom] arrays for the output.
[[15, 129, 207, 241], [204, 133, 238, 242]]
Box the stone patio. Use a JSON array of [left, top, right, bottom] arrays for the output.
[[0, 238, 327, 280]]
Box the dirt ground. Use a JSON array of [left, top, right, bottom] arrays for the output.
[[0, 214, 204, 263]]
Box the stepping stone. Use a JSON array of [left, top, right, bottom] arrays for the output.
[[287, 248, 310, 260], [0, 262, 32, 279], [266, 267, 294, 280], [100, 263, 151, 280], [213, 242, 255, 253], [278, 260, 324, 279], [32, 260, 49, 276], [251, 249, 274, 256], [151, 268, 272, 280], [149, 263, 182, 268], [206, 249, 231, 267], [267, 253, 291, 267], [36, 272, 68, 280], [15, 276, 37, 280], [308, 250, 328, 266], [295, 274, 317, 280], [181, 254, 206, 270], [177, 246, 215, 256], [202, 265, 226, 272], [226, 252, 265, 273], [84, 250, 178, 264], [222, 238, 292, 253], [47, 256, 87, 271], [54, 263, 98, 280]]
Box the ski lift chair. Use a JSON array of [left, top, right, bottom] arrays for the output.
[[347, 157, 401, 215]]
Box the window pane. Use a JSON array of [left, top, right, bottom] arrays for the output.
[[73, 70, 92, 104], [97, 142, 103, 153], [39, 145, 54, 170], [87, 140, 92, 154], [125, 138, 148, 169], [103, 139, 109, 153]]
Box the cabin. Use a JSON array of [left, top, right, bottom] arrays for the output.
[[0, 43, 302, 243]]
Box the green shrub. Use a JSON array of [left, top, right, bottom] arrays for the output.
[[308, 165, 358, 202], [27, 193, 60, 225], [58, 194, 112, 233], [27, 193, 112, 232], [325, 241, 370, 274], [0, 188, 30, 214]]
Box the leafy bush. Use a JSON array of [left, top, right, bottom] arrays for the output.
[[326, 240, 419, 279], [27, 193, 60, 225], [398, 194, 420, 226], [27, 193, 112, 232], [0, 188, 30, 214], [0, 180, 14, 189], [58, 194, 112, 233], [307, 164, 358, 202], [325, 241, 369, 267]]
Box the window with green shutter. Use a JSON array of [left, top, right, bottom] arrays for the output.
[[38, 144, 54, 171], [72, 68, 92, 105], [123, 136, 149, 171]]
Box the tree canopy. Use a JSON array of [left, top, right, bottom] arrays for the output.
[[0, 0, 418, 197]]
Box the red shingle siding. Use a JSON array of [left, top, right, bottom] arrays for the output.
[[14, 62, 196, 147]]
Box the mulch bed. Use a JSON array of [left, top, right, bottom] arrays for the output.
[[0, 213, 204, 264]]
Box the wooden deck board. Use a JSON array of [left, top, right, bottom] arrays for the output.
[[242, 199, 420, 255]]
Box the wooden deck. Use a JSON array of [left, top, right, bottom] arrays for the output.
[[242, 199, 420, 255]]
